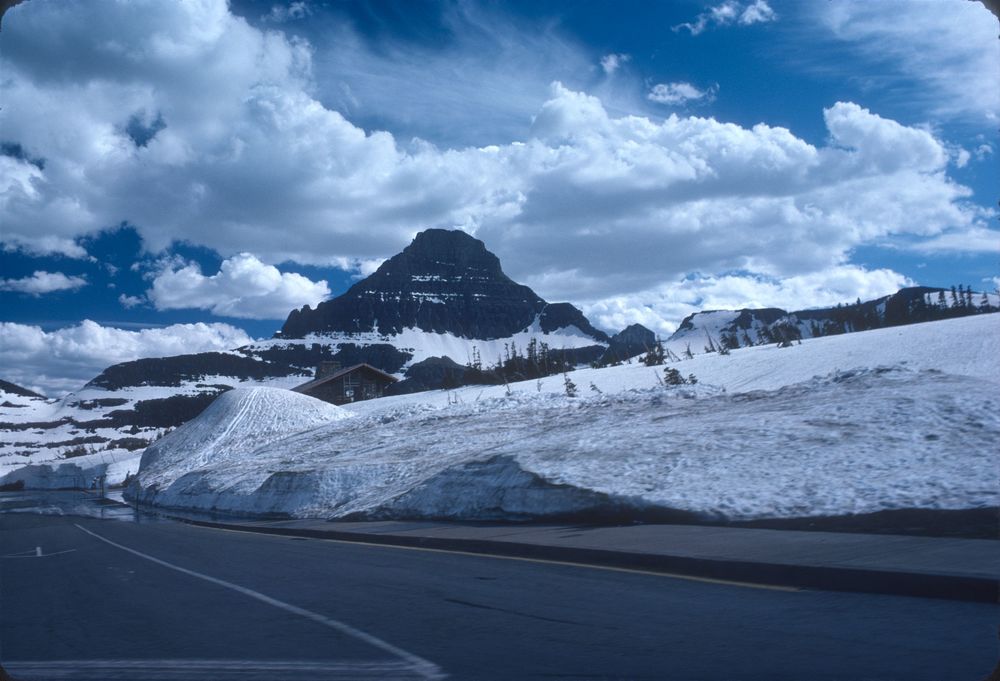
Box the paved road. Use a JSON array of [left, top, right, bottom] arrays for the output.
[[1, 511, 996, 680]]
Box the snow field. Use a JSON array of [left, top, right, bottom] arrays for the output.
[[346, 313, 1000, 415], [0, 449, 143, 489], [135, 387, 353, 490], [126, 315, 1000, 520]]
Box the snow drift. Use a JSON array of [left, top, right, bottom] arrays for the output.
[[125, 316, 1000, 521], [0, 449, 141, 490], [135, 387, 352, 493]]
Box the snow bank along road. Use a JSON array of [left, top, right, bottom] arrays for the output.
[[128, 314, 1000, 521], [1, 509, 996, 680]]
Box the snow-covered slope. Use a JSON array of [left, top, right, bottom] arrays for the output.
[[665, 288, 1000, 355], [0, 373, 312, 480], [136, 387, 352, 491], [125, 314, 999, 521]]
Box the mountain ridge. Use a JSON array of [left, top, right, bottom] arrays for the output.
[[2, 228, 998, 482], [280, 229, 609, 343]]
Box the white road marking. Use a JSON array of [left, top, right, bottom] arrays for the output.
[[3, 548, 77, 559], [2, 658, 426, 680], [73, 523, 445, 680]]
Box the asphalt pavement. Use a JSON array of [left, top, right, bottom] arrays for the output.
[[184, 516, 1000, 602], [1, 505, 997, 680]]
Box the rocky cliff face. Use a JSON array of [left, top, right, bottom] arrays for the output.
[[281, 229, 608, 343]]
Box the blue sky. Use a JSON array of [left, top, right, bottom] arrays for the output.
[[1, 0, 998, 394]]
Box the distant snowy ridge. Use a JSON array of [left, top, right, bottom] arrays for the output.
[[123, 315, 999, 521], [664, 287, 1000, 357]]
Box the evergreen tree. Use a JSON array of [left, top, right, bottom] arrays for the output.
[[950, 285, 959, 308], [981, 291, 990, 311], [964, 286, 974, 308], [563, 373, 578, 397], [937, 290, 947, 308], [642, 338, 666, 366], [663, 367, 685, 385]]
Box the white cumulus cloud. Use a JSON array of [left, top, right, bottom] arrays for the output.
[[146, 253, 331, 319], [600, 53, 630, 75], [0, 0, 993, 332], [263, 2, 311, 23], [906, 227, 1000, 255], [0, 271, 87, 295], [647, 82, 716, 105], [582, 266, 915, 336], [0, 321, 253, 396], [673, 1, 777, 36], [118, 293, 145, 309]]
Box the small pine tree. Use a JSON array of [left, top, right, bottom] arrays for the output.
[[683, 343, 694, 360], [950, 285, 959, 308], [563, 373, 578, 397], [937, 290, 947, 308], [664, 367, 685, 385], [642, 338, 666, 366], [980, 290, 990, 311], [687, 374, 698, 384], [589, 382, 602, 394]]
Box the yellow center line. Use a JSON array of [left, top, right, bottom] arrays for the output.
[[196, 522, 800, 593]]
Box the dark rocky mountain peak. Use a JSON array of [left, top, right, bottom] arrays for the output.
[[597, 324, 656, 364], [280, 229, 608, 342], [396, 228, 507, 278], [0, 379, 45, 399], [611, 324, 657, 345]]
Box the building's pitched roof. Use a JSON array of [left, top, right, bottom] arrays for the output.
[[291, 363, 398, 393]]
